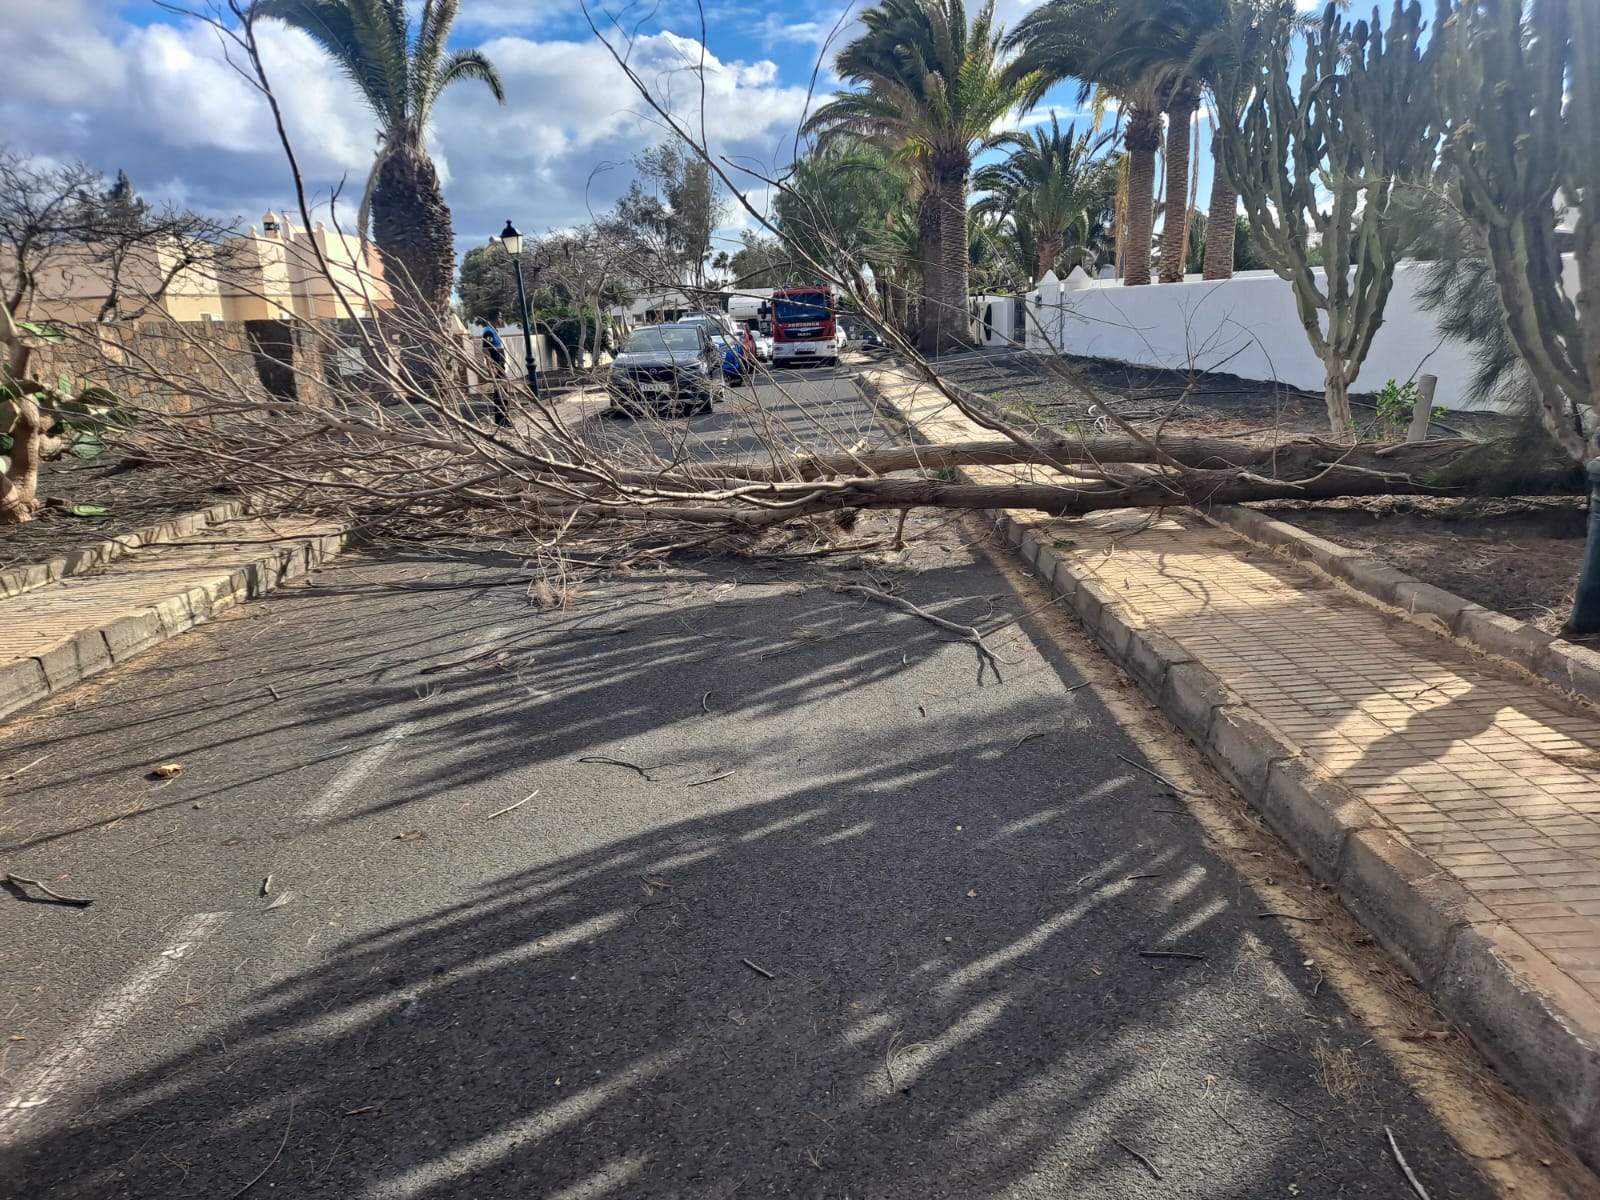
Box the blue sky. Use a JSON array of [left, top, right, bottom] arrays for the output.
[[2, 0, 1227, 268]]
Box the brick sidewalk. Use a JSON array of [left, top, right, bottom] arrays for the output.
[[2, 516, 341, 719], [866, 366, 1600, 1062]]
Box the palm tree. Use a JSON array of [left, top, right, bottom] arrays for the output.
[[973, 116, 1118, 280], [806, 0, 1035, 354], [253, 0, 504, 315], [1008, 0, 1167, 286]]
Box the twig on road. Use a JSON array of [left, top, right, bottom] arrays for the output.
[[1385, 1126, 1432, 1200], [487, 790, 538, 820], [1116, 753, 1207, 797], [688, 771, 736, 787], [1110, 1135, 1163, 1180], [836, 582, 1002, 683], [261, 873, 274, 896], [1258, 912, 1324, 923], [701, 691, 712, 714], [742, 958, 775, 980], [3, 873, 93, 907], [2, 753, 52, 782], [1139, 950, 1207, 962], [227, 1099, 294, 1199], [578, 756, 659, 779]]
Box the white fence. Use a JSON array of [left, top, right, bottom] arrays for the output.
[[1005, 259, 1579, 411]]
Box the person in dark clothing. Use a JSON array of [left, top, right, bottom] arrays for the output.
[[477, 315, 510, 427]]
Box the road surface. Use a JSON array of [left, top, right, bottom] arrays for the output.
[[0, 368, 1565, 1198]]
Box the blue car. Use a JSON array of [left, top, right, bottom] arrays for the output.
[[710, 331, 755, 386]]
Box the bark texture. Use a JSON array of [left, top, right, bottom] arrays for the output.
[[1121, 107, 1161, 287], [372, 147, 456, 316], [0, 394, 44, 526], [1201, 143, 1236, 281], [932, 157, 973, 354], [1158, 90, 1199, 283]]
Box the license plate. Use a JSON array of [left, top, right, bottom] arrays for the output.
[[637, 381, 669, 393]]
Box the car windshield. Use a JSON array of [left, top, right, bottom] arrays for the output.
[[710, 332, 737, 348], [625, 327, 701, 354], [775, 294, 829, 323]]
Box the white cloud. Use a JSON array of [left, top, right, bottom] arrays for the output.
[[0, 6, 812, 251]]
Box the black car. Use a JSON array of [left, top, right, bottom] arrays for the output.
[[607, 324, 723, 416]]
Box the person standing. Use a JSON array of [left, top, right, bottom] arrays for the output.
[[478, 315, 510, 428]]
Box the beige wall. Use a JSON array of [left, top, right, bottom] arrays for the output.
[[8, 211, 391, 325]]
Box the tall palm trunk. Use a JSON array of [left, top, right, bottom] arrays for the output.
[[371, 144, 457, 317], [1202, 140, 1237, 280], [1122, 106, 1161, 287], [916, 187, 944, 355], [933, 156, 973, 354], [1159, 87, 1199, 283]]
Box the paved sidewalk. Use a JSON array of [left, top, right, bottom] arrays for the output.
[[2, 515, 342, 719], [867, 364, 1600, 1152]]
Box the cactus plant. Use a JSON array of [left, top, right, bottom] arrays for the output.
[[1215, 0, 1446, 435]]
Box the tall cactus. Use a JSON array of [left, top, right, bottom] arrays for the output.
[[1214, 1, 1446, 435], [1442, 0, 1595, 464], [1442, 0, 1600, 633]]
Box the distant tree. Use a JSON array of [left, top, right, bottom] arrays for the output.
[[972, 117, 1117, 282], [727, 232, 796, 288], [808, 0, 1033, 352]]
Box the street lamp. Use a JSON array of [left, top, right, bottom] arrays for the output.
[[499, 219, 541, 398]]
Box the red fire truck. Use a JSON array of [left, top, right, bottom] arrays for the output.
[[770, 286, 837, 367]]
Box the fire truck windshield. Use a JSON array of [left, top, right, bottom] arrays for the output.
[[774, 294, 829, 323]]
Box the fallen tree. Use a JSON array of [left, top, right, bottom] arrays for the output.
[[8, 2, 1584, 613]]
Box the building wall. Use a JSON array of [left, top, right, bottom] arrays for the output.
[[1022, 259, 1579, 411], [10, 212, 391, 327]]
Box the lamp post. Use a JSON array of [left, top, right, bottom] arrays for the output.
[[499, 220, 541, 398]]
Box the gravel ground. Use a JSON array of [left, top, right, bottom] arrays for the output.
[[932, 348, 1584, 635], [1, 448, 236, 569]]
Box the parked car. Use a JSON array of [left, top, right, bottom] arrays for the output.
[[860, 327, 882, 349], [607, 324, 722, 416], [710, 330, 756, 385], [676, 311, 740, 339], [741, 321, 773, 362], [834, 325, 849, 352]]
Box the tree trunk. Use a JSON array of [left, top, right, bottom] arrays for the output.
[[1324, 355, 1355, 435], [1122, 106, 1162, 287], [933, 157, 973, 355], [1159, 89, 1199, 284], [1202, 141, 1237, 281], [371, 145, 457, 318], [0, 394, 45, 525], [916, 188, 943, 356], [1037, 235, 1063, 280], [700, 432, 1488, 484]]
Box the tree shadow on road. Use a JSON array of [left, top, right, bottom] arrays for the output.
[[4, 540, 1496, 1199]]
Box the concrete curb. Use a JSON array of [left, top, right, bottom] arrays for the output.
[[0, 525, 346, 723], [0, 499, 252, 600], [1202, 504, 1600, 708], [856, 367, 1600, 1172]]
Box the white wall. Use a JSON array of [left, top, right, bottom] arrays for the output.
[[1021, 259, 1579, 411]]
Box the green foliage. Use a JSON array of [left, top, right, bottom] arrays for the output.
[[0, 365, 133, 469], [537, 304, 615, 365], [972, 117, 1118, 281], [1369, 378, 1446, 435], [457, 242, 525, 321]]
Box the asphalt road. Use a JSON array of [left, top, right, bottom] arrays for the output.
[[0, 369, 1509, 1198]]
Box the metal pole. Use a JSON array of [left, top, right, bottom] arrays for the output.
[[1567, 457, 1600, 637], [511, 256, 541, 399]]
